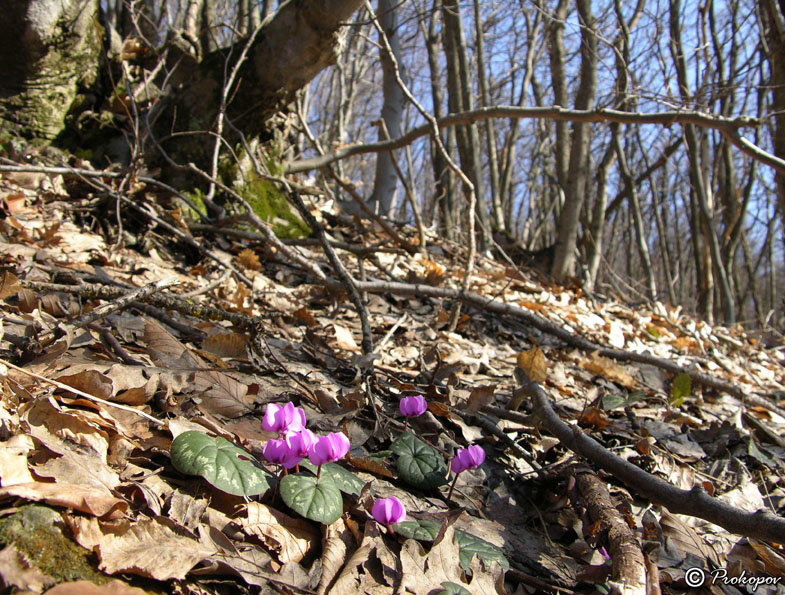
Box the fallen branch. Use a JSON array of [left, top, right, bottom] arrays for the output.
[[354, 280, 785, 417], [518, 368, 785, 543], [573, 465, 646, 595]]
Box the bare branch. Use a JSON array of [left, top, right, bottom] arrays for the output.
[[285, 106, 774, 174]]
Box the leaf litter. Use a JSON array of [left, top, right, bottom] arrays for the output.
[[0, 168, 781, 594]]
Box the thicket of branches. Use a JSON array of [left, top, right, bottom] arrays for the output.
[[9, 0, 785, 329]]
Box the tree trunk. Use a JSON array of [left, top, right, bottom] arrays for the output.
[[551, 0, 597, 280], [367, 0, 405, 217], [0, 0, 102, 141]]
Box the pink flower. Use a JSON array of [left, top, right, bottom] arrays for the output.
[[263, 439, 294, 466], [372, 497, 406, 526], [263, 402, 306, 435], [285, 429, 318, 460], [307, 432, 350, 466], [450, 445, 485, 474], [399, 395, 427, 418]]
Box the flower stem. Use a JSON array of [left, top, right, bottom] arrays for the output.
[[388, 524, 395, 536], [446, 473, 460, 503], [402, 418, 409, 433], [317, 465, 322, 481]]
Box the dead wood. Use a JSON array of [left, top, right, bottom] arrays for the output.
[[519, 367, 785, 543], [574, 466, 647, 595]]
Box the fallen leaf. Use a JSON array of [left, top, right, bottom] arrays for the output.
[[332, 324, 360, 352], [74, 516, 216, 580], [202, 332, 248, 358], [0, 434, 35, 486], [0, 543, 56, 592], [237, 248, 261, 270], [517, 348, 547, 383], [43, 579, 153, 594], [0, 272, 21, 299], [466, 385, 496, 414], [239, 502, 319, 565], [0, 482, 127, 519]]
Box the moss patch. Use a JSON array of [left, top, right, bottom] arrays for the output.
[[237, 175, 310, 239], [0, 505, 107, 585]]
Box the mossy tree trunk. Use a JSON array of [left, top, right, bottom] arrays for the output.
[[0, 0, 102, 141], [0, 0, 364, 172]]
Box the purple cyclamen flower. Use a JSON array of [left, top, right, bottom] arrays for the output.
[[450, 444, 486, 474], [308, 432, 351, 466], [372, 497, 406, 526], [399, 395, 428, 418], [285, 429, 318, 461], [263, 438, 300, 468], [263, 402, 306, 435]]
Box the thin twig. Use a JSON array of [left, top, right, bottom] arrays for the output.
[[0, 357, 164, 426]]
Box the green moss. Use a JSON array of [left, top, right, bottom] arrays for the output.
[[0, 505, 107, 585], [236, 174, 310, 239], [179, 188, 209, 219]]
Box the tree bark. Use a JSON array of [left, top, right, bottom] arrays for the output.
[[0, 0, 102, 141], [367, 0, 405, 217], [551, 0, 597, 280]]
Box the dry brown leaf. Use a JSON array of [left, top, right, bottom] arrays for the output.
[[519, 300, 545, 312], [239, 502, 319, 565], [32, 449, 120, 495], [190, 370, 252, 418], [660, 511, 720, 565], [331, 522, 400, 593], [167, 490, 209, 532], [399, 526, 468, 593], [143, 319, 203, 370], [44, 579, 152, 594], [0, 272, 21, 299], [202, 332, 248, 358], [55, 370, 114, 400], [292, 306, 318, 327], [0, 482, 127, 519], [17, 288, 37, 312], [466, 385, 496, 414], [517, 348, 548, 384], [580, 353, 637, 389], [0, 543, 56, 592], [332, 324, 360, 352], [237, 248, 261, 270], [79, 517, 216, 580], [345, 453, 395, 478], [0, 434, 35, 486], [318, 518, 356, 595]]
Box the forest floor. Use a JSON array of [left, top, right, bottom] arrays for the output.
[[0, 160, 783, 595]]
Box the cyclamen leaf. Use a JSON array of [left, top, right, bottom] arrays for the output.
[[279, 474, 343, 524], [391, 431, 447, 489], [439, 582, 473, 595], [298, 461, 366, 497], [394, 519, 442, 541], [454, 530, 510, 573], [170, 431, 274, 497]]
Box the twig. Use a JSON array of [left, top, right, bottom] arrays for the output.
[[518, 367, 785, 543], [37, 278, 178, 346], [0, 357, 164, 426], [21, 280, 270, 330], [287, 190, 374, 355], [179, 268, 232, 298]]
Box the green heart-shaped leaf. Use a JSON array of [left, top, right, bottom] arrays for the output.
[[394, 518, 442, 541], [391, 431, 447, 489], [454, 530, 510, 572], [280, 474, 343, 524], [170, 431, 274, 496], [439, 582, 473, 595], [298, 461, 365, 496]]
